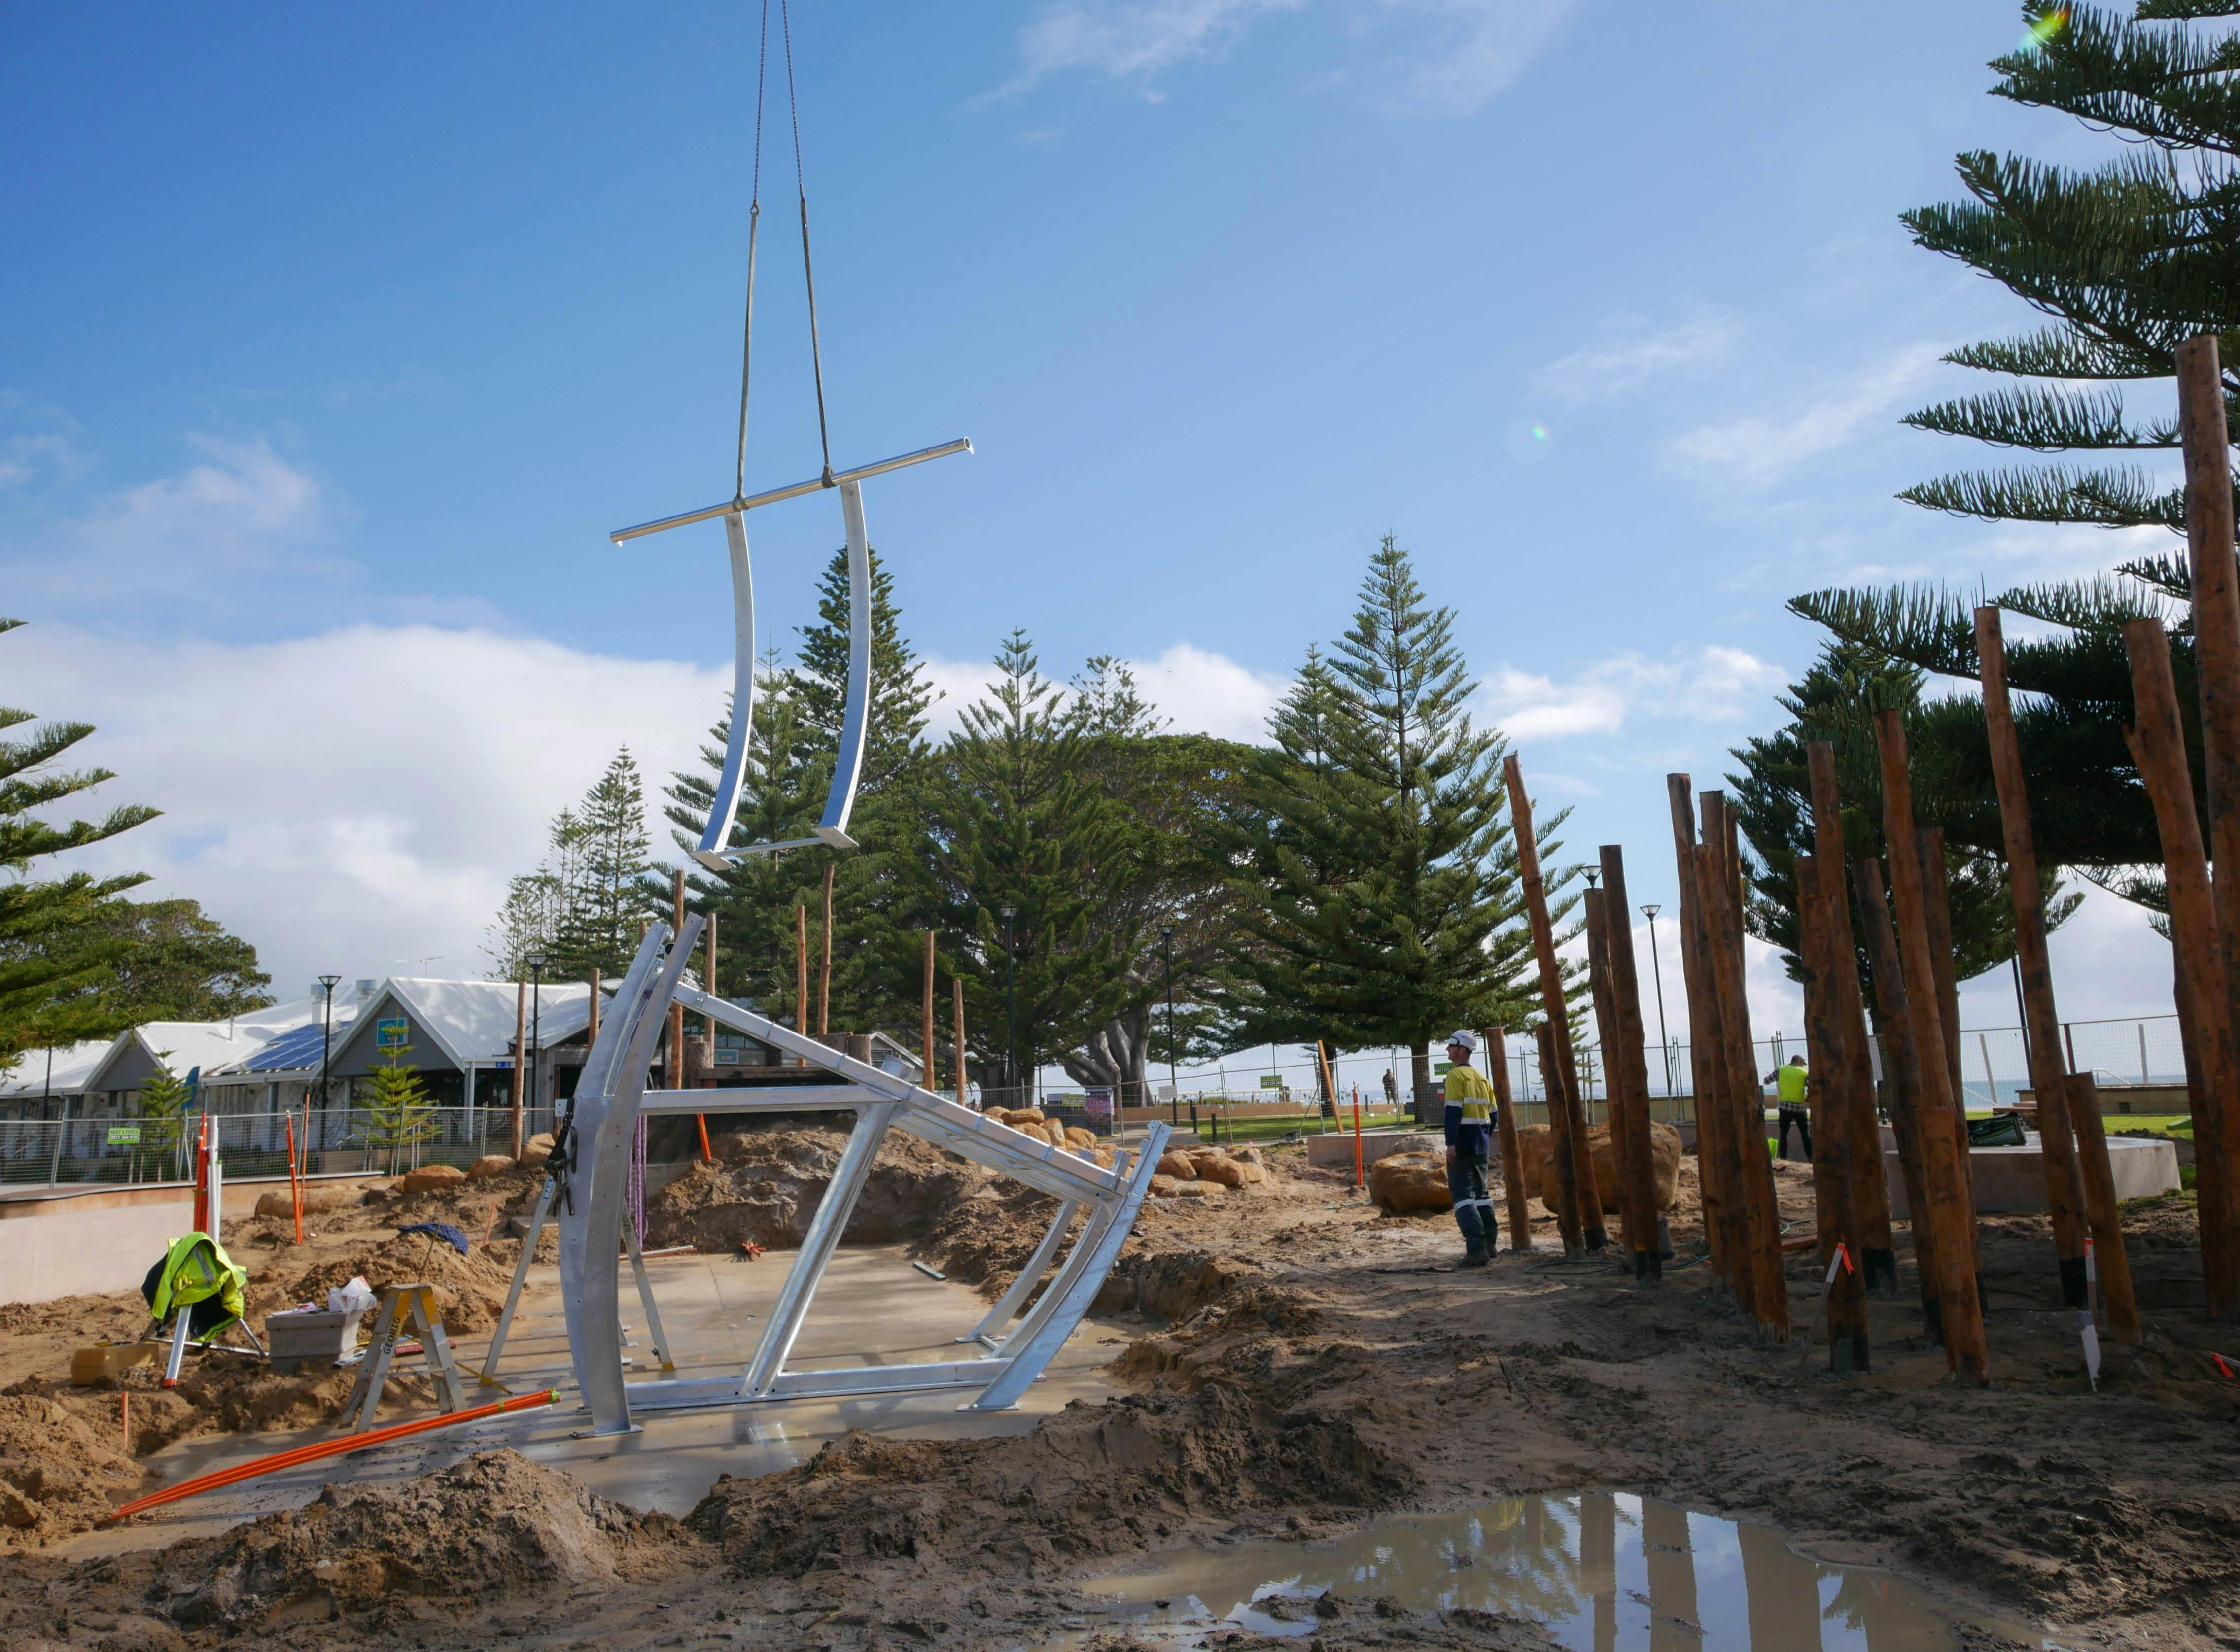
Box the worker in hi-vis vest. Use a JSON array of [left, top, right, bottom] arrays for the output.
[[1441, 1031, 1498, 1266], [1766, 1052, 1811, 1161]]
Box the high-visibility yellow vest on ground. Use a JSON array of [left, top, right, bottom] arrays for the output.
[[146, 1231, 247, 1337]]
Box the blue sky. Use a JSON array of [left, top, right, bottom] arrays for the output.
[[0, 1, 2182, 1068]]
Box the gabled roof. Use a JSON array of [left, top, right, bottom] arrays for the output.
[[325, 978, 609, 1072], [0, 1038, 116, 1100]]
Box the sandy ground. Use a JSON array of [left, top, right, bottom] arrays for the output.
[[3, 1131, 2238, 1650]]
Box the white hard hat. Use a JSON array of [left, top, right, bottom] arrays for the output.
[[1445, 1030, 1478, 1054]]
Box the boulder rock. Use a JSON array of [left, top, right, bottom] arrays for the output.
[[395, 1162, 467, 1197], [999, 1108, 1046, 1126], [1062, 1126, 1097, 1149], [519, 1133, 555, 1170], [1155, 1151, 1198, 1179], [1519, 1121, 1682, 1216], [1367, 1150, 1452, 1215], [253, 1183, 358, 1219], [1192, 1154, 1246, 1188], [464, 1154, 515, 1181]]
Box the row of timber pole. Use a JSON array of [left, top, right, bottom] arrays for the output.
[[1488, 334, 2240, 1378]]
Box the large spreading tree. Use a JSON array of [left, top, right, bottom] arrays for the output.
[[1729, 638, 2079, 997], [1212, 538, 1555, 1103], [663, 545, 934, 1032], [0, 619, 162, 1060], [1790, 1, 2240, 912], [485, 748, 653, 981]]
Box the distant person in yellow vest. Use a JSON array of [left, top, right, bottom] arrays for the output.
[[1767, 1052, 1811, 1160], [1442, 1031, 1498, 1266]]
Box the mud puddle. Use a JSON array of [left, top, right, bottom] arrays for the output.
[[1063, 1492, 2090, 1650]]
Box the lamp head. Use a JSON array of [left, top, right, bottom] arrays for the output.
[[998, 904, 1016, 921], [1639, 903, 1660, 919], [317, 974, 341, 992]]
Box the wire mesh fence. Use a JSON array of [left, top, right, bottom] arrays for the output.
[[0, 1103, 563, 1191], [0, 1013, 2191, 1190]]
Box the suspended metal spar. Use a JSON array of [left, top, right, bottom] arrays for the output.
[[610, 0, 969, 868], [545, 8, 1163, 1437]]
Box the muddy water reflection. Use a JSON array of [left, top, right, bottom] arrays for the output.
[[1075, 1492, 2082, 1650]]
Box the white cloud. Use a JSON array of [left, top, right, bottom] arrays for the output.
[[1000, 0, 1575, 114], [921, 640, 1287, 742], [1482, 644, 1785, 741], [1009, 0, 1303, 90], [1663, 342, 1947, 492], [1536, 310, 1739, 407], [1129, 641, 1289, 739], [9, 621, 726, 998], [0, 434, 338, 609], [1370, 0, 1583, 116]]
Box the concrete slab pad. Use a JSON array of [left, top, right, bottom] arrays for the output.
[[61, 1244, 1134, 1556], [1876, 1129, 2179, 1217], [1305, 1131, 1439, 1170]]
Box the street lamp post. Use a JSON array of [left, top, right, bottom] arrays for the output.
[[998, 906, 1017, 1110], [526, 955, 548, 1123], [1160, 927, 1180, 1127], [316, 975, 342, 1119], [1640, 905, 1671, 1095]]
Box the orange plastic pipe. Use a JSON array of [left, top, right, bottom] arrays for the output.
[[284, 1114, 303, 1244], [105, 1388, 557, 1521]]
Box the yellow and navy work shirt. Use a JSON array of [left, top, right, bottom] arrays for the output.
[[1776, 1062, 1809, 1108], [1443, 1063, 1496, 1155]]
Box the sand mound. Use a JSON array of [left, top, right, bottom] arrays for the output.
[[285, 1229, 524, 1336], [151, 1449, 700, 1628], [0, 1396, 145, 1544], [646, 1125, 993, 1253], [688, 1382, 1410, 1577]]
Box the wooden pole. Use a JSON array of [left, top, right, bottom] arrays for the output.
[[1504, 753, 1601, 1254], [2065, 1073, 2142, 1343], [1871, 711, 1990, 1383], [1973, 605, 2096, 1307], [1531, 1017, 1580, 1248], [952, 977, 968, 1107], [1583, 890, 1633, 1253], [1804, 742, 1897, 1291], [1916, 829, 1979, 1231], [794, 904, 809, 1058], [587, 967, 601, 1046], [668, 870, 689, 1087], [2121, 616, 2240, 1317], [702, 917, 717, 1067], [1486, 1026, 1532, 1252], [2177, 334, 2240, 992], [922, 930, 939, 1097], [2175, 335, 2240, 1321], [1853, 856, 1946, 1346], [1668, 777, 1744, 1301], [1796, 853, 1869, 1373], [1600, 847, 1663, 1281], [1701, 795, 1788, 1340], [817, 864, 834, 1041], [510, 979, 526, 1162]]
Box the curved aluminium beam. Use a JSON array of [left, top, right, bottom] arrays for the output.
[[813, 479, 872, 850], [559, 917, 703, 1435], [689, 512, 757, 874]]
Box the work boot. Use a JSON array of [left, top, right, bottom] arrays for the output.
[[1460, 1250, 1490, 1269]]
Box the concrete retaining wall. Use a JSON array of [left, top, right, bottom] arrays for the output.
[[0, 1192, 194, 1305]]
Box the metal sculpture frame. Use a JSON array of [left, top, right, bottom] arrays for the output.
[[555, 922, 1168, 1435], [611, 438, 971, 869]]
